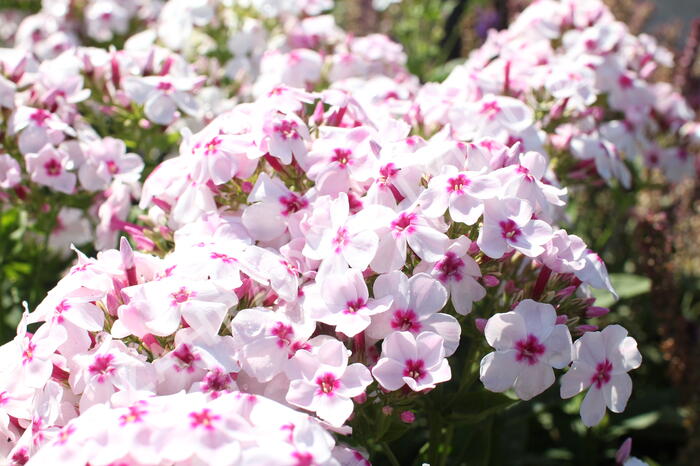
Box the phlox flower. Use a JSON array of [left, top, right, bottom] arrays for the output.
[[415, 237, 486, 315], [304, 269, 392, 337], [480, 299, 572, 400], [24, 144, 77, 194], [0, 153, 21, 188], [9, 107, 74, 155], [122, 75, 202, 125], [477, 197, 553, 259], [368, 271, 461, 356], [560, 325, 641, 427], [286, 338, 372, 427], [372, 331, 451, 392]]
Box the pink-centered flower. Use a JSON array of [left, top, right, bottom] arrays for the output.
[[372, 331, 451, 392], [286, 339, 372, 427], [560, 325, 641, 427], [480, 299, 572, 400]]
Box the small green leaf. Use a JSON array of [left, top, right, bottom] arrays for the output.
[[592, 273, 651, 307]]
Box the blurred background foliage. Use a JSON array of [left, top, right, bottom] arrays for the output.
[[0, 0, 699, 464]]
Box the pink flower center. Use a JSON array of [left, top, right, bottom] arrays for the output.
[[331, 148, 352, 168], [315, 372, 340, 395], [189, 408, 220, 431], [292, 452, 314, 466], [447, 174, 470, 194], [271, 322, 294, 348], [591, 359, 613, 389], [499, 219, 522, 241], [279, 193, 308, 216], [119, 404, 147, 426], [391, 212, 417, 236], [274, 119, 300, 140], [391, 309, 422, 332], [480, 100, 501, 119], [106, 160, 119, 174], [403, 359, 426, 381], [22, 342, 36, 365], [44, 158, 62, 177], [156, 81, 174, 93], [344, 298, 367, 314], [203, 137, 222, 156], [516, 165, 535, 182], [30, 109, 51, 126], [332, 226, 349, 253], [55, 425, 76, 445], [0, 391, 8, 406], [202, 368, 233, 393], [618, 74, 634, 90], [379, 163, 399, 184], [54, 299, 70, 324], [515, 334, 546, 365], [170, 287, 194, 305], [89, 354, 116, 383], [434, 251, 464, 282], [172, 344, 200, 373]]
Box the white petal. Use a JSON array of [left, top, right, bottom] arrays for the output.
[[580, 386, 607, 427], [480, 350, 520, 393], [560, 364, 595, 399], [484, 311, 526, 351], [604, 373, 632, 413], [513, 362, 555, 400]]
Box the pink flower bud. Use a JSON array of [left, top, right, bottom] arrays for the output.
[[468, 241, 480, 255], [475, 318, 488, 333], [353, 393, 367, 404], [483, 275, 500, 287], [556, 285, 577, 299], [576, 324, 598, 334], [241, 181, 253, 194], [382, 406, 393, 416], [400, 411, 415, 423], [616, 438, 632, 464], [555, 314, 568, 325], [505, 280, 519, 294], [585, 306, 610, 318]]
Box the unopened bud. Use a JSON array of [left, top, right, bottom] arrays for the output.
[[585, 306, 610, 318], [475, 318, 488, 333], [400, 411, 416, 424], [482, 275, 500, 287]]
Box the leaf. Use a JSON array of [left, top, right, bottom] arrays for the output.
[[592, 273, 651, 308]]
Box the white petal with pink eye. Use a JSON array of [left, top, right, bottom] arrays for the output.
[[544, 325, 573, 369], [605, 373, 632, 413], [371, 358, 406, 391], [513, 362, 555, 401], [515, 300, 556, 341], [480, 351, 521, 393], [407, 222, 449, 262], [580, 386, 607, 427], [484, 312, 526, 351], [560, 364, 595, 399]]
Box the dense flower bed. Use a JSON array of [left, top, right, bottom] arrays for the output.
[[0, 0, 696, 464]]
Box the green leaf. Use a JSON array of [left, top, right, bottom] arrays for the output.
[[591, 273, 651, 308]]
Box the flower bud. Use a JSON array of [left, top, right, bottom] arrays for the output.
[[400, 411, 416, 423]]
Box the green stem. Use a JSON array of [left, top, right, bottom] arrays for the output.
[[380, 441, 400, 466]]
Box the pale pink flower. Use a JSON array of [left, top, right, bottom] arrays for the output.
[[480, 300, 572, 400], [560, 325, 641, 427], [286, 339, 372, 427], [368, 271, 460, 356], [372, 331, 451, 392], [24, 145, 77, 194]]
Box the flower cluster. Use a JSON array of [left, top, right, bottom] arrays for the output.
[[415, 0, 699, 186], [0, 0, 690, 463]]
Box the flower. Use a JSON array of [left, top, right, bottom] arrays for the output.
[[560, 325, 642, 426], [372, 331, 451, 392], [480, 299, 572, 400]]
